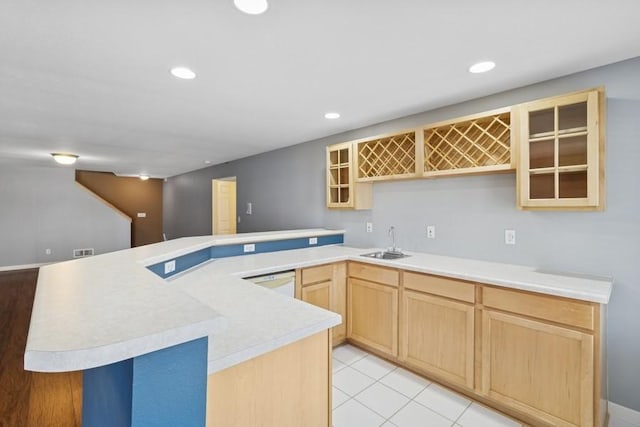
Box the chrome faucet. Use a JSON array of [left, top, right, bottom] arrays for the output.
[[388, 226, 398, 253]]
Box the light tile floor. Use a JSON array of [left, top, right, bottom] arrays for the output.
[[332, 344, 523, 427]]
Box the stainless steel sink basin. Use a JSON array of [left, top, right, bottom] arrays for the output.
[[360, 251, 410, 260]]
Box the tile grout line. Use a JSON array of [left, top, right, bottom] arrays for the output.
[[452, 400, 473, 426], [334, 351, 452, 426], [335, 347, 514, 427]]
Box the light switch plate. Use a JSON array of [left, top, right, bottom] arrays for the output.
[[366, 222, 373, 233], [243, 243, 255, 253], [309, 237, 318, 245]]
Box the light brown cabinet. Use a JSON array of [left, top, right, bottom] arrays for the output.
[[479, 285, 602, 427], [355, 130, 419, 181], [347, 263, 399, 357], [296, 262, 347, 344], [481, 310, 594, 427], [340, 261, 605, 427], [422, 107, 514, 177], [301, 281, 330, 311], [326, 87, 606, 213], [516, 88, 605, 210], [399, 272, 475, 389], [326, 142, 372, 209]]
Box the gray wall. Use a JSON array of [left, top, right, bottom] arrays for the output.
[[0, 165, 131, 267], [164, 57, 640, 410]]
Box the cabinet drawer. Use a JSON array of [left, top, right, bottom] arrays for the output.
[[482, 286, 595, 330], [301, 264, 333, 285], [403, 272, 475, 303], [349, 262, 399, 287]]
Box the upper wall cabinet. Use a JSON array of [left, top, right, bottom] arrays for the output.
[[326, 142, 372, 209], [355, 131, 420, 182], [422, 107, 514, 177], [326, 87, 605, 212], [516, 88, 605, 210]]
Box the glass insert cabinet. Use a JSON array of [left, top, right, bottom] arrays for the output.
[[517, 88, 604, 210], [326, 142, 372, 209]]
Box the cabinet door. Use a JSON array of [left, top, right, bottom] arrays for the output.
[[517, 88, 603, 210], [326, 142, 372, 210], [482, 310, 594, 427], [301, 281, 331, 311], [298, 263, 347, 346], [347, 278, 398, 357], [400, 290, 474, 389]]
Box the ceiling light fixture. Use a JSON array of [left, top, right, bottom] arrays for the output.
[[139, 174, 150, 181], [469, 61, 496, 74], [234, 0, 268, 14], [324, 112, 340, 120], [51, 153, 79, 165], [170, 67, 196, 80], [204, 160, 211, 164]]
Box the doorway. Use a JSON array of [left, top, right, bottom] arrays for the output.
[[212, 178, 237, 235]]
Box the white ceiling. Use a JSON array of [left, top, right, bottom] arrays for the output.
[[1, 0, 639, 178]]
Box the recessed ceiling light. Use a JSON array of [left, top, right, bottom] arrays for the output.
[[170, 67, 196, 80], [139, 174, 150, 181], [51, 153, 79, 165], [234, 0, 268, 14], [324, 112, 340, 120], [469, 61, 496, 74], [204, 160, 211, 164]]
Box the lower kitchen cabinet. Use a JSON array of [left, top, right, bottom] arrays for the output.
[[346, 263, 399, 357], [301, 281, 330, 311], [296, 262, 347, 344], [347, 277, 398, 357], [479, 285, 603, 427], [400, 272, 476, 389], [340, 262, 606, 426], [400, 289, 475, 389], [481, 309, 594, 427]]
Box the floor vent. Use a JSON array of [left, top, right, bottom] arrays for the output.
[[73, 248, 95, 258]]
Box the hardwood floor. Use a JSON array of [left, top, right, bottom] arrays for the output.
[[0, 269, 82, 427]]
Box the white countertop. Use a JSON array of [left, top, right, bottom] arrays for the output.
[[24, 229, 344, 373], [25, 228, 613, 375]]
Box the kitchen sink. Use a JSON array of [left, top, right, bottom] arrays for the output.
[[360, 250, 410, 260]]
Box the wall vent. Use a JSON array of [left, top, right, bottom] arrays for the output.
[[73, 248, 95, 258]]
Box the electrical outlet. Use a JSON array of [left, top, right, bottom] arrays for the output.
[[309, 237, 318, 245], [243, 243, 255, 253], [246, 202, 252, 215], [137, 212, 147, 218], [505, 229, 516, 245], [45, 248, 51, 255], [426, 225, 435, 239], [164, 260, 176, 274], [366, 222, 373, 233]]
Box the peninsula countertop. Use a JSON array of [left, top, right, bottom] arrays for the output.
[[24, 229, 344, 373], [25, 229, 613, 375]]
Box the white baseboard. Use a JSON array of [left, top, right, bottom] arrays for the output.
[[609, 401, 640, 426], [0, 262, 48, 272]]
